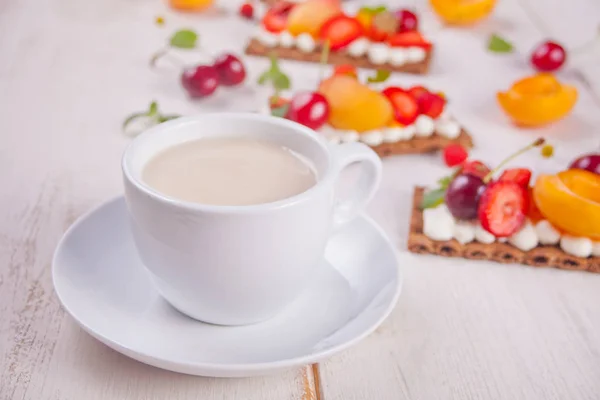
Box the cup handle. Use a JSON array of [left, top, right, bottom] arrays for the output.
[[330, 142, 382, 230]]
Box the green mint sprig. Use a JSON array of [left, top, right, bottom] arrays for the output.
[[367, 69, 391, 83], [420, 169, 459, 210], [258, 52, 292, 114], [488, 34, 514, 53], [151, 28, 200, 67], [122, 101, 180, 135]]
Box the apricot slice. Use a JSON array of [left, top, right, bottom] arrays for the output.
[[497, 73, 578, 127], [318, 75, 393, 132], [287, 0, 342, 37], [533, 169, 600, 239], [429, 0, 498, 25]]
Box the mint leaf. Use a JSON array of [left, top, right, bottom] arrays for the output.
[[271, 103, 290, 118], [148, 101, 158, 116], [437, 168, 460, 189], [170, 29, 198, 49], [258, 70, 272, 85], [359, 5, 387, 15], [420, 188, 446, 210], [272, 72, 291, 91], [488, 34, 513, 53], [367, 69, 391, 83], [157, 114, 180, 123]]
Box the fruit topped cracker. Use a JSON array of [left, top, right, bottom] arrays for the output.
[[257, 53, 472, 157], [409, 140, 600, 272], [245, 0, 433, 74]]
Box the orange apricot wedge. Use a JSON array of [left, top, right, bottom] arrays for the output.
[[287, 0, 342, 37], [497, 73, 578, 127], [533, 169, 600, 239]]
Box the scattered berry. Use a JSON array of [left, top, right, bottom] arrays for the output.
[[531, 41, 566, 72], [418, 92, 445, 118], [461, 160, 491, 179], [396, 9, 418, 32], [319, 15, 364, 51], [499, 168, 532, 187], [239, 2, 254, 19], [285, 91, 330, 130], [181, 65, 220, 98], [382, 87, 419, 125], [262, 1, 295, 33], [333, 64, 358, 78], [445, 173, 486, 220], [478, 181, 529, 237], [443, 144, 468, 167], [541, 144, 554, 158], [569, 153, 600, 175], [213, 53, 246, 86]]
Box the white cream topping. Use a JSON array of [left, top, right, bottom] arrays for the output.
[[535, 220, 561, 245], [359, 130, 384, 146], [367, 43, 390, 65], [279, 31, 295, 48], [339, 130, 359, 143], [435, 119, 461, 139], [475, 224, 495, 244], [508, 221, 539, 251], [422, 208, 598, 259], [256, 29, 279, 47], [592, 242, 600, 257], [560, 235, 593, 258], [389, 48, 408, 67], [407, 47, 427, 63], [347, 38, 370, 57], [414, 115, 435, 137], [296, 33, 316, 53], [423, 204, 455, 241], [382, 127, 404, 143], [453, 221, 476, 244]]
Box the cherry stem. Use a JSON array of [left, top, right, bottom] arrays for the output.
[[150, 47, 187, 68], [483, 138, 545, 183], [318, 40, 331, 84]]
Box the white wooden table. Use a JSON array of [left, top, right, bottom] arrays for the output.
[[1, 0, 600, 398]]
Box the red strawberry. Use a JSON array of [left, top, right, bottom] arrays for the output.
[[461, 160, 491, 179], [382, 87, 419, 125], [239, 2, 254, 19], [499, 168, 532, 188], [407, 85, 429, 102], [387, 31, 432, 50], [443, 144, 468, 167], [262, 1, 295, 33], [478, 181, 529, 237], [418, 92, 445, 118], [333, 64, 358, 78], [320, 15, 364, 51]]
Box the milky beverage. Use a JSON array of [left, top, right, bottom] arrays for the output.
[[142, 137, 317, 206]]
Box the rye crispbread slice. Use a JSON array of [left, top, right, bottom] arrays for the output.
[[245, 38, 432, 74], [370, 129, 473, 157], [408, 187, 600, 272]]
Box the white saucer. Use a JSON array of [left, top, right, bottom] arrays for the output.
[[52, 197, 402, 377]]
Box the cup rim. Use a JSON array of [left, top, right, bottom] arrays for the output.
[[122, 113, 335, 214]]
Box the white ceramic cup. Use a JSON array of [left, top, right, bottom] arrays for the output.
[[122, 113, 381, 326]]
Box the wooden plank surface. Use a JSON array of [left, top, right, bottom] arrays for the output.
[[1, 0, 599, 398]]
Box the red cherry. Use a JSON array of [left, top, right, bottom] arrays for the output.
[[396, 9, 418, 32], [239, 2, 254, 19], [213, 53, 246, 86], [285, 92, 330, 130], [262, 1, 295, 33], [531, 41, 566, 72], [181, 65, 219, 98]]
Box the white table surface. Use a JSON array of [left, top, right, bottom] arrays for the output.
[[1, 0, 599, 399]]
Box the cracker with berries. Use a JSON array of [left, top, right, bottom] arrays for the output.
[[245, 0, 433, 74], [257, 53, 472, 156], [409, 139, 600, 272]]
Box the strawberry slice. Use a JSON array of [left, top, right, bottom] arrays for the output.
[[387, 31, 432, 50], [418, 92, 445, 118], [499, 168, 532, 188], [382, 87, 419, 125], [461, 160, 491, 179], [319, 15, 364, 51], [478, 181, 529, 237], [407, 85, 429, 102], [262, 1, 295, 33], [333, 64, 358, 78]]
